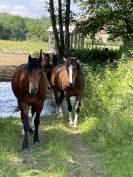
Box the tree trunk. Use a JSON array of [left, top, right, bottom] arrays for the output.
[[58, 0, 65, 58], [49, 0, 60, 55], [65, 0, 71, 57]]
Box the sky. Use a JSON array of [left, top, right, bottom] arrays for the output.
[[0, 0, 80, 18]]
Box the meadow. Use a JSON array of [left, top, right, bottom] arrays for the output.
[[0, 40, 48, 53], [0, 40, 133, 177]]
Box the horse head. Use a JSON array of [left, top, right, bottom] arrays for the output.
[[42, 52, 51, 66], [26, 50, 43, 95], [64, 57, 80, 88]]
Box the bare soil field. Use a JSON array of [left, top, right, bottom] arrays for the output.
[[0, 53, 29, 81]]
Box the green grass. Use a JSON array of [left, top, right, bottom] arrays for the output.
[[0, 118, 69, 177], [79, 58, 133, 177], [0, 40, 48, 52], [0, 116, 103, 177]]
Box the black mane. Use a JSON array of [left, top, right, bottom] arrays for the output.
[[26, 58, 42, 72]]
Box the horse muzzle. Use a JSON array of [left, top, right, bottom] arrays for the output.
[[69, 82, 75, 88], [30, 87, 38, 95]]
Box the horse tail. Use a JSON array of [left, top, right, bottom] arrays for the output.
[[14, 106, 20, 112], [14, 101, 20, 112]]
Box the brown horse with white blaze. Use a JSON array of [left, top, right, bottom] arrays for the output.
[[50, 57, 84, 127], [11, 50, 48, 149]]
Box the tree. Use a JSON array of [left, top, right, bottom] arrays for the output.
[[77, 0, 133, 41], [9, 16, 27, 40], [49, 0, 60, 55], [65, 0, 71, 56], [0, 13, 50, 41], [48, 0, 72, 60]]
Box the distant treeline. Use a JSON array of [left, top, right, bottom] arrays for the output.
[[0, 13, 51, 41]]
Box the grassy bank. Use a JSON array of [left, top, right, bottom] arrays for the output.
[[0, 40, 48, 52], [80, 58, 133, 177]]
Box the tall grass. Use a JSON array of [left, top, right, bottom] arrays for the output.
[[80, 58, 133, 176]]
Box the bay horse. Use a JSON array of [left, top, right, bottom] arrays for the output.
[[50, 57, 84, 127], [42, 52, 52, 83], [11, 50, 48, 149], [42, 53, 59, 83]]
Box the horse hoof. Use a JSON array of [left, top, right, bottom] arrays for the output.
[[57, 113, 64, 118], [72, 125, 78, 129], [29, 128, 34, 135], [33, 137, 40, 144], [22, 142, 29, 149], [69, 123, 74, 128]]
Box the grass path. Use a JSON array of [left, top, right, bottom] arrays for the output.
[[0, 117, 103, 177], [67, 130, 103, 177]]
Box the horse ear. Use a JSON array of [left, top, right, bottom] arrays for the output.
[[74, 57, 80, 64], [74, 57, 78, 61], [76, 59, 80, 68], [63, 57, 67, 62], [28, 55, 32, 63], [39, 49, 42, 62]]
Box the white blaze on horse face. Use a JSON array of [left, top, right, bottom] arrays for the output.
[[28, 69, 41, 94], [29, 82, 32, 94], [68, 64, 73, 84]]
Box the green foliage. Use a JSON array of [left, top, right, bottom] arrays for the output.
[[78, 0, 133, 41], [25, 16, 51, 42], [0, 13, 27, 40], [119, 40, 133, 59], [79, 57, 133, 176], [80, 60, 133, 147], [70, 48, 120, 66], [0, 13, 51, 42]]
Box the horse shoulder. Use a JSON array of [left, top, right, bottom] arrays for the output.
[[59, 68, 69, 90]]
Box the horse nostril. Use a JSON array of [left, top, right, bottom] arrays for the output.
[[31, 88, 38, 94], [70, 83, 75, 88]]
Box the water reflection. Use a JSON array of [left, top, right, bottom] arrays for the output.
[[0, 82, 58, 118]]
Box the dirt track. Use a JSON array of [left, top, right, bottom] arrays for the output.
[[0, 53, 28, 81]]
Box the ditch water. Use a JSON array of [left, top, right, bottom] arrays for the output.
[[0, 82, 59, 118]]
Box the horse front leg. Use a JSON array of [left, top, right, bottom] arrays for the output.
[[73, 96, 81, 128], [66, 97, 73, 127], [33, 103, 43, 143], [33, 113, 40, 143], [53, 89, 63, 115], [21, 104, 30, 148]]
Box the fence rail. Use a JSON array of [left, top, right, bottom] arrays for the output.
[[0, 49, 30, 55]]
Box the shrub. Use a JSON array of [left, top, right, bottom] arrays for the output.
[[80, 59, 133, 151], [70, 48, 120, 66]]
